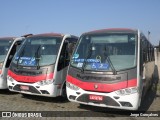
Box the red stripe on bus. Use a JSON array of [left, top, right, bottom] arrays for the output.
[[67, 75, 137, 92], [0, 70, 1, 74], [8, 70, 54, 83]]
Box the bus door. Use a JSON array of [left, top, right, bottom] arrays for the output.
[[3, 40, 23, 85], [55, 38, 77, 86]]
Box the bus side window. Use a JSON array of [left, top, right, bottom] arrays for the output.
[[142, 39, 147, 63], [57, 42, 68, 71], [57, 37, 78, 71], [57, 38, 78, 71], [65, 38, 78, 60], [68, 42, 77, 58]]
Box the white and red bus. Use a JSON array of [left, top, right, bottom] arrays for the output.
[[0, 37, 24, 89], [7, 33, 78, 97], [66, 28, 155, 110]]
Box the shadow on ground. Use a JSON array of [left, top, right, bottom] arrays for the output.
[[0, 89, 18, 95], [20, 93, 69, 103]]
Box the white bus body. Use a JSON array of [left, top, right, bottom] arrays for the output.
[[7, 33, 78, 97], [66, 28, 155, 110]]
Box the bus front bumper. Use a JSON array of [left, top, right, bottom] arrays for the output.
[[67, 87, 141, 110], [7, 78, 62, 97]]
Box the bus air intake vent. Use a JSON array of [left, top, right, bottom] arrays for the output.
[[77, 94, 120, 106], [13, 85, 41, 94], [76, 74, 121, 82]]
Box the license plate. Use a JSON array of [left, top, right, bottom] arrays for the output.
[[20, 85, 29, 90], [89, 95, 103, 101]]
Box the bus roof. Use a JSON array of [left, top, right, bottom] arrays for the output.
[[84, 28, 138, 34], [0, 37, 16, 41], [27, 33, 64, 38]]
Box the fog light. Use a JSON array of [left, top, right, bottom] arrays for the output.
[[8, 86, 13, 89], [120, 102, 132, 107], [69, 95, 76, 100]]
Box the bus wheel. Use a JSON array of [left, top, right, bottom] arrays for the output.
[[61, 85, 67, 98], [138, 88, 145, 110], [150, 74, 154, 89], [138, 97, 142, 110]]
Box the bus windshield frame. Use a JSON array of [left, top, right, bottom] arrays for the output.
[[71, 33, 137, 72], [12, 36, 62, 68]]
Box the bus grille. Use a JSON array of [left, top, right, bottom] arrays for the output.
[[13, 84, 41, 94], [76, 94, 120, 106]]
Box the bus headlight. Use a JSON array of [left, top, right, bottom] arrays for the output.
[[115, 87, 138, 96], [37, 79, 53, 86], [66, 82, 80, 91], [7, 75, 14, 82]]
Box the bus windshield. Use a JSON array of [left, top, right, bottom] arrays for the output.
[[71, 33, 137, 71], [0, 40, 13, 69], [12, 37, 62, 67]]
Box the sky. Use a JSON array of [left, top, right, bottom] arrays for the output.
[[0, 0, 160, 45]]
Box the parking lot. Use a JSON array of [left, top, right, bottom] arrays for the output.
[[0, 80, 160, 120]]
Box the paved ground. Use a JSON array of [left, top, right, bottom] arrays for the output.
[[0, 80, 160, 120]]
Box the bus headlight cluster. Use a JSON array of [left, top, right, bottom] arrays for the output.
[[115, 87, 138, 96], [37, 79, 53, 86], [66, 82, 80, 91], [7, 75, 14, 82]]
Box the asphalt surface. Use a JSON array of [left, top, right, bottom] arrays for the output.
[[0, 80, 160, 120]]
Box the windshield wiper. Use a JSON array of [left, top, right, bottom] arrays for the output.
[[81, 44, 93, 72], [103, 45, 117, 75], [35, 45, 41, 70]]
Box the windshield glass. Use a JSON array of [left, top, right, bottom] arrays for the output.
[[12, 37, 62, 67], [71, 33, 137, 71], [0, 40, 13, 69]]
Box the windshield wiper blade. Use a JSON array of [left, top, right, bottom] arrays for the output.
[[35, 45, 41, 70], [81, 44, 92, 72], [103, 45, 117, 75]]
